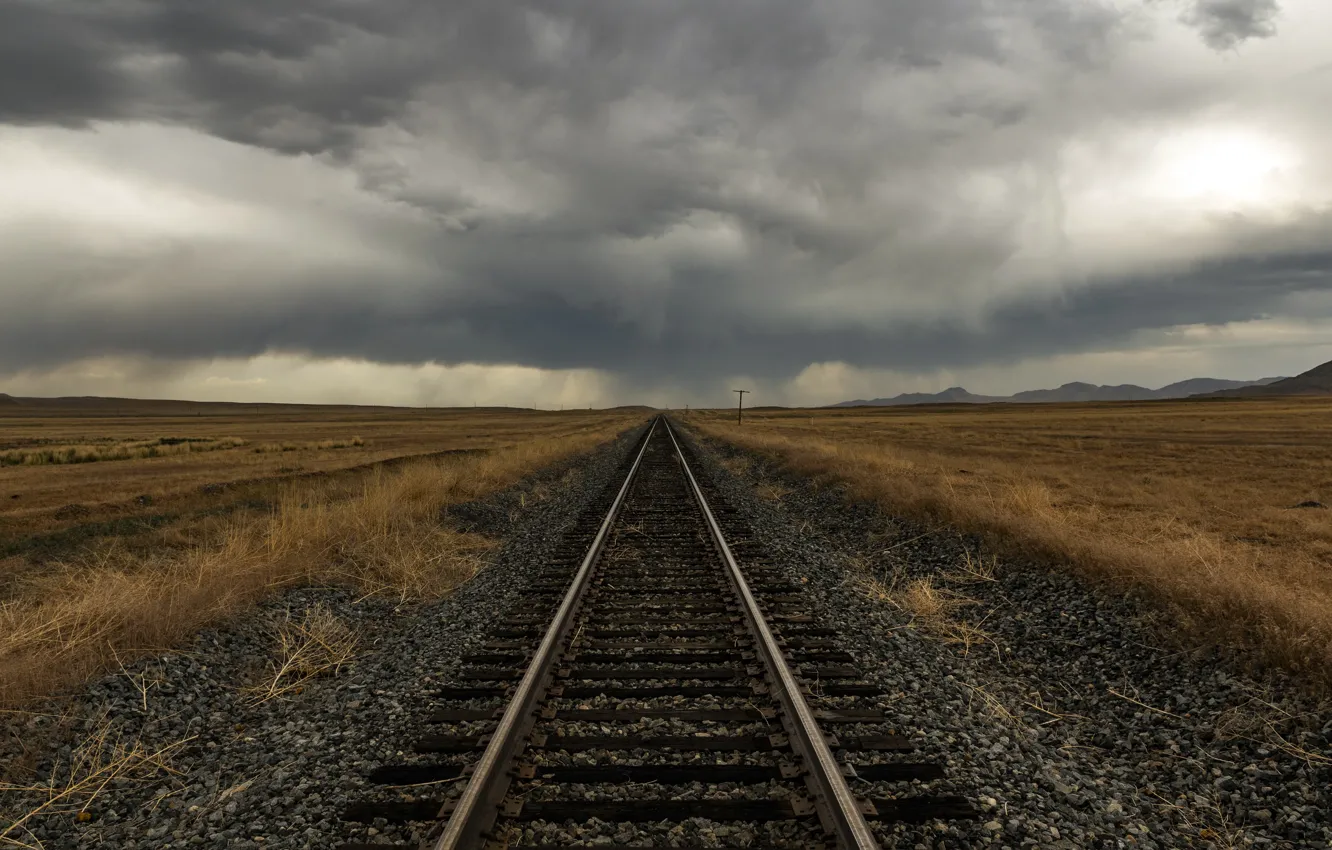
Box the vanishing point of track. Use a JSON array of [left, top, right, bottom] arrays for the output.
[[344, 417, 974, 849]]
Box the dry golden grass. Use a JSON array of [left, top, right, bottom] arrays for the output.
[[1, 437, 249, 468], [858, 571, 991, 653], [0, 406, 640, 526], [0, 409, 645, 709], [251, 437, 364, 454], [687, 398, 1332, 681]]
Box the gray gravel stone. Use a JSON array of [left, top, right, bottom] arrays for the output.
[[679, 422, 1331, 850], [1, 424, 648, 850], [10, 418, 1327, 850]]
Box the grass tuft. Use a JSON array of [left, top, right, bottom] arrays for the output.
[[754, 481, 793, 503], [252, 437, 365, 454], [0, 437, 247, 467], [245, 604, 358, 703], [858, 573, 992, 654]]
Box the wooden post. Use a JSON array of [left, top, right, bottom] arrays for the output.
[[733, 389, 749, 425]]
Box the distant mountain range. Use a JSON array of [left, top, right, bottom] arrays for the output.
[[1196, 358, 1332, 398], [833, 377, 1287, 407]]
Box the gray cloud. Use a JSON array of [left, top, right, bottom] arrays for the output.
[[1184, 0, 1281, 50], [4, 207, 1331, 392], [0, 0, 1110, 152], [1, 0, 1330, 402]]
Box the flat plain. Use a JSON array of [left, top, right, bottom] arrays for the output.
[[0, 402, 647, 708], [690, 397, 1332, 681], [0, 403, 634, 535]]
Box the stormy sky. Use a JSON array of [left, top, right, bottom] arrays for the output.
[[2, 0, 1331, 407]]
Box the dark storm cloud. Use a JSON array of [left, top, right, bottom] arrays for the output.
[[0, 0, 402, 152], [0, 4, 130, 124], [4, 222, 1332, 392], [1184, 0, 1281, 50], [0, 0, 1102, 152], [0, 0, 1328, 396]]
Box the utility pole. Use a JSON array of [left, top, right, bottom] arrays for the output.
[[733, 389, 749, 425]]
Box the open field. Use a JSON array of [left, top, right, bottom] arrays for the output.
[[0, 404, 647, 708], [0, 405, 639, 528], [688, 397, 1332, 682]]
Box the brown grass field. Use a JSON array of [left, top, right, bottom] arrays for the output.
[[688, 397, 1332, 683], [0, 405, 635, 529], [0, 403, 647, 709]]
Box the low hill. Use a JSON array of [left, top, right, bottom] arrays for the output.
[[835, 376, 1285, 407], [1010, 382, 1155, 403], [1159, 377, 1283, 396], [0, 393, 18, 406], [1198, 360, 1332, 398], [834, 387, 1005, 407]]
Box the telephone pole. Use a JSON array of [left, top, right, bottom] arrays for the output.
[[733, 389, 749, 425]]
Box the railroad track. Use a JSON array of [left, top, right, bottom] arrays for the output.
[[344, 417, 974, 848]]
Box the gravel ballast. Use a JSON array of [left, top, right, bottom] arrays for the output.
[[678, 423, 1331, 850], [2, 423, 648, 850], [7, 417, 1329, 849]]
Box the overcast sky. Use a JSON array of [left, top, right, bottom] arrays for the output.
[[3, 0, 1332, 407]]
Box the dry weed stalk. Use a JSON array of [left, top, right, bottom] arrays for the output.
[[947, 550, 999, 584], [962, 683, 1021, 726], [754, 481, 793, 503], [840, 553, 872, 576], [246, 604, 359, 702], [1106, 688, 1186, 721], [719, 456, 754, 477], [0, 715, 191, 848], [1211, 692, 1332, 768], [110, 646, 163, 713], [215, 777, 258, 803], [1149, 789, 1247, 849]]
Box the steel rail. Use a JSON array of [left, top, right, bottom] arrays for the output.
[[664, 418, 882, 850], [429, 417, 660, 850]]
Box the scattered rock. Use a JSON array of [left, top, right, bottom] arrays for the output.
[[684, 426, 1332, 850], [1, 424, 650, 849], [11, 422, 1330, 850], [134, 494, 154, 506]]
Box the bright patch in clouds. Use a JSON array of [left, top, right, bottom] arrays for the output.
[[0, 131, 252, 246], [1148, 127, 1301, 210]]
